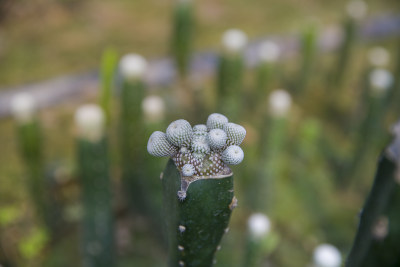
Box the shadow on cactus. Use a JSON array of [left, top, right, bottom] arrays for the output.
[[147, 113, 245, 267]]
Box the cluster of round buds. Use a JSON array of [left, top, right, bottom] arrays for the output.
[[147, 113, 246, 177]]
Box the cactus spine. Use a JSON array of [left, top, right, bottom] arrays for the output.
[[75, 105, 114, 267], [147, 113, 245, 266], [346, 122, 400, 266], [171, 0, 194, 78]]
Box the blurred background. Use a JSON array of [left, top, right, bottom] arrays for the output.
[[1, 0, 400, 266]]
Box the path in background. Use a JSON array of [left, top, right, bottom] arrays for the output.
[[0, 14, 399, 118]]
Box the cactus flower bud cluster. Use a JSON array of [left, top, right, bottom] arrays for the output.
[[147, 113, 246, 177]]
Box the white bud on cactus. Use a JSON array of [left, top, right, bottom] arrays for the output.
[[346, 0, 368, 20], [313, 244, 342, 267], [367, 47, 390, 67], [119, 54, 148, 80], [166, 119, 193, 147], [269, 89, 292, 117], [224, 122, 246, 146], [74, 104, 105, 142], [142, 95, 165, 123], [147, 131, 178, 157], [247, 213, 271, 239], [182, 163, 195, 176], [222, 145, 244, 165], [222, 29, 248, 53], [208, 129, 228, 150], [258, 41, 281, 63], [369, 68, 394, 94], [207, 113, 229, 130], [10, 92, 36, 124]]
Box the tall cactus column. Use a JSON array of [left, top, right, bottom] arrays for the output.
[[147, 113, 246, 266], [75, 105, 114, 267], [346, 122, 400, 267], [11, 93, 50, 231], [217, 29, 247, 120], [118, 54, 148, 211]]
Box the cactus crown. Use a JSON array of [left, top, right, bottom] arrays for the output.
[[147, 113, 246, 177]]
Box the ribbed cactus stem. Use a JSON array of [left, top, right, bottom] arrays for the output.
[[217, 29, 247, 120], [346, 123, 400, 266], [75, 105, 114, 267], [11, 93, 52, 233], [171, 0, 194, 77]]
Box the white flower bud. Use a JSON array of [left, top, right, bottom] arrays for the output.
[[222, 29, 248, 53], [74, 104, 105, 142], [182, 163, 195, 177], [221, 145, 244, 165], [119, 54, 148, 80], [142, 95, 165, 123], [313, 244, 342, 267], [258, 41, 281, 63], [208, 129, 228, 150], [367, 47, 390, 67], [346, 0, 368, 20], [247, 213, 271, 239], [10, 92, 36, 124], [369, 68, 394, 94], [269, 89, 292, 117]]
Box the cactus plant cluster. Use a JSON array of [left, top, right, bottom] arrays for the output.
[[147, 113, 246, 179]]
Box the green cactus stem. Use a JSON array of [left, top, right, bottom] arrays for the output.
[[162, 159, 235, 267], [75, 105, 114, 267], [99, 47, 118, 126], [346, 124, 400, 267], [296, 23, 317, 95], [171, 0, 194, 78], [147, 113, 245, 266]]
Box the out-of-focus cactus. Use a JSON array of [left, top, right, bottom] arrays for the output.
[[243, 213, 278, 267], [147, 113, 245, 266], [313, 244, 342, 267], [217, 29, 247, 120], [351, 68, 393, 185], [99, 47, 118, 125], [11, 93, 51, 231], [118, 54, 148, 210], [346, 122, 400, 266], [171, 0, 194, 78], [254, 90, 292, 211], [255, 41, 280, 104], [75, 105, 114, 267], [297, 22, 318, 94]]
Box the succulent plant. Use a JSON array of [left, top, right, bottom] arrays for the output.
[[147, 113, 245, 267], [148, 113, 246, 177]]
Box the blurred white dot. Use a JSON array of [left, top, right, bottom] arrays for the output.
[[119, 54, 148, 80], [10, 92, 36, 124], [313, 244, 342, 267], [369, 68, 394, 93], [142, 95, 166, 123], [346, 0, 368, 20], [74, 104, 105, 142], [222, 29, 248, 53], [258, 41, 281, 63], [368, 47, 390, 67], [269, 89, 292, 117], [248, 213, 271, 239]]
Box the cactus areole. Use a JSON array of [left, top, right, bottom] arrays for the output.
[[147, 113, 245, 267]]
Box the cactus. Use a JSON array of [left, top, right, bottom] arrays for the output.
[[313, 244, 342, 267], [75, 105, 114, 267], [171, 0, 194, 78], [147, 113, 245, 266], [99, 47, 118, 125], [296, 22, 318, 95], [217, 29, 247, 120], [11, 93, 53, 232], [346, 122, 400, 267], [243, 213, 278, 267]]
